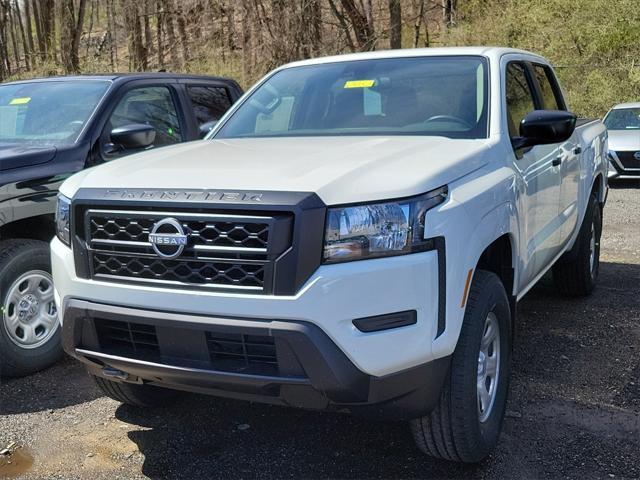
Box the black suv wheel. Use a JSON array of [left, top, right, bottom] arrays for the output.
[[0, 239, 62, 377]]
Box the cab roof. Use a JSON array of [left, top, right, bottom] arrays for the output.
[[611, 102, 640, 110], [280, 46, 549, 70], [2, 72, 237, 86]]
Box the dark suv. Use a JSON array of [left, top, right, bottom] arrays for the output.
[[0, 73, 243, 376]]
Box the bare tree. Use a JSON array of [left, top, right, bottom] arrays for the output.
[[14, 0, 31, 69], [121, 1, 146, 71], [335, 0, 376, 51], [59, 0, 88, 73]]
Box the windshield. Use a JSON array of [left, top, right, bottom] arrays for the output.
[[215, 56, 489, 140], [0, 80, 110, 146], [603, 108, 640, 130]]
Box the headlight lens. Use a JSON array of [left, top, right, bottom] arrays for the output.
[[55, 194, 71, 246], [323, 186, 447, 263]]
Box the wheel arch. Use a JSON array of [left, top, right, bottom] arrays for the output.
[[0, 214, 55, 243]]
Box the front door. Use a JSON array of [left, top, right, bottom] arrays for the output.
[[505, 62, 562, 290]]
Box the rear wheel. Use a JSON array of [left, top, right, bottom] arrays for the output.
[[410, 270, 511, 463], [93, 375, 181, 407], [0, 239, 62, 377], [553, 194, 602, 296]]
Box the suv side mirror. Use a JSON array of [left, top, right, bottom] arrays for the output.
[[512, 110, 577, 150], [110, 124, 156, 150]]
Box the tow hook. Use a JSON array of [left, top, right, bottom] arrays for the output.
[[102, 366, 129, 380]]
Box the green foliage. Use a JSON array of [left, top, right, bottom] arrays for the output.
[[444, 0, 640, 117]]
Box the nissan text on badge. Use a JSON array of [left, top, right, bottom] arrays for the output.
[[51, 48, 608, 463]]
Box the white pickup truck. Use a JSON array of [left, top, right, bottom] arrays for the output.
[[51, 47, 608, 462]]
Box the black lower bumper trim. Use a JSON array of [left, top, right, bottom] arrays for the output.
[[62, 299, 450, 419]]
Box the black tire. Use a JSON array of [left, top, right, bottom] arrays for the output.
[[0, 239, 63, 377], [552, 194, 602, 297], [410, 270, 511, 463], [93, 375, 181, 407]]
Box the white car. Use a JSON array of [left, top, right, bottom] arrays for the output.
[[51, 47, 608, 463], [603, 102, 640, 179]]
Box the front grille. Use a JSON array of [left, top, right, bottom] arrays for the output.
[[92, 318, 279, 375], [95, 319, 160, 362], [83, 210, 292, 293], [614, 151, 640, 170], [92, 254, 265, 288], [206, 332, 277, 367]]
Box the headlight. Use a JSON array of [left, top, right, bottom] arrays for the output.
[[55, 194, 71, 246], [323, 186, 447, 263]]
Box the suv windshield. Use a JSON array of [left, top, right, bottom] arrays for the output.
[[603, 108, 640, 130], [0, 80, 110, 146], [215, 56, 489, 140]]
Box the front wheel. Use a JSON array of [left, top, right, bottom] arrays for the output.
[[0, 239, 62, 377], [410, 270, 511, 463]]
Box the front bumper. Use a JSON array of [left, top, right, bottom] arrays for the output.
[[608, 154, 640, 179], [62, 299, 450, 419], [52, 237, 443, 377]]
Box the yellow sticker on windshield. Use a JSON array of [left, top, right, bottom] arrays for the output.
[[344, 80, 375, 89], [9, 97, 31, 105]]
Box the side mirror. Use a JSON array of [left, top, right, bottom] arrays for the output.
[[198, 120, 218, 139], [512, 110, 577, 150], [110, 123, 156, 150]]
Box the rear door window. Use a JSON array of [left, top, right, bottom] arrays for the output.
[[532, 64, 564, 111], [186, 85, 232, 130]]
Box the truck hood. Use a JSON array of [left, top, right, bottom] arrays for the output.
[[608, 130, 640, 151], [0, 143, 57, 171], [61, 137, 491, 205]]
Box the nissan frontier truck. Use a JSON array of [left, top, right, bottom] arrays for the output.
[[51, 48, 607, 462]]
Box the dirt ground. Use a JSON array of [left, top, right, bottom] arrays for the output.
[[1, 182, 639, 480]]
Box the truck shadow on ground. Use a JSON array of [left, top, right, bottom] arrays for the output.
[[609, 178, 640, 189], [113, 260, 640, 479], [115, 398, 478, 480], [0, 356, 100, 415]]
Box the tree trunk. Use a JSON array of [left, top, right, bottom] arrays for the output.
[[121, 0, 146, 71], [175, 1, 189, 65], [31, 0, 45, 60], [327, 0, 356, 52], [388, 0, 401, 49], [58, 0, 85, 73], [338, 0, 375, 51], [443, 0, 456, 27], [156, 0, 164, 69], [8, 1, 21, 70], [302, 0, 322, 56], [0, 1, 11, 77], [23, 0, 35, 65], [143, 0, 153, 63], [163, 0, 180, 69], [14, 0, 30, 69]]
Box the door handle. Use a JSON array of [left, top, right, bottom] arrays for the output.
[[573, 146, 582, 155], [552, 157, 562, 167]]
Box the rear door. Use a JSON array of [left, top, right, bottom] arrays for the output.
[[505, 61, 562, 290], [179, 80, 239, 139]]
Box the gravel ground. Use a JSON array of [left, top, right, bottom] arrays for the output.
[[1, 182, 639, 480]]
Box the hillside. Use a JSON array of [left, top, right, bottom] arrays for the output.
[[444, 0, 640, 117], [1, 0, 638, 117]]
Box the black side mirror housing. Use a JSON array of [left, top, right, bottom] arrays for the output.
[[110, 124, 156, 150], [512, 110, 577, 150]]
